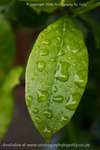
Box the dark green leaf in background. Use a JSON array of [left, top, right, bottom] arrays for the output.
[[26, 16, 88, 141], [0, 15, 15, 84]]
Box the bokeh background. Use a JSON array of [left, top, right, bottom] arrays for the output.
[[0, 1, 100, 150]]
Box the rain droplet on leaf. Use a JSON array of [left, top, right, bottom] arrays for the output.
[[35, 116, 41, 123], [57, 37, 60, 41], [37, 89, 48, 102], [43, 110, 52, 119], [58, 50, 65, 57], [42, 41, 49, 45], [55, 61, 69, 82], [41, 49, 49, 56], [53, 95, 64, 103], [27, 95, 33, 107], [50, 58, 55, 62], [43, 128, 52, 140], [52, 85, 57, 93], [74, 74, 85, 88], [32, 108, 38, 113], [37, 61, 45, 72], [61, 116, 69, 123], [65, 95, 77, 110]]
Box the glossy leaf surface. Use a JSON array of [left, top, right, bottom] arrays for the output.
[[26, 16, 88, 140]]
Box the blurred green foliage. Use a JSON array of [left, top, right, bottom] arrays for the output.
[[0, 67, 23, 140], [0, 15, 15, 84], [0, 15, 22, 141]]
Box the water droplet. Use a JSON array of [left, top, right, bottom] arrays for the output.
[[74, 74, 85, 88], [65, 95, 77, 110], [41, 49, 49, 56], [43, 128, 52, 140], [61, 116, 69, 123], [50, 58, 55, 62], [42, 41, 49, 45], [55, 62, 69, 82], [72, 49, 79, 53], [48, 26, 52, 31], [35, 116, 41, 123], [53, 95, 64, 103], [58, 50, 65, 57], [63, 26, 66, 32], [31, 108, 38, 113], [52, 85, 57, 93], [37, 89, 48, 102], [37, 61, 45, 72], [57, 37, 60, 41], [43, 110, 52, 119], [27, 95, 33, 107]]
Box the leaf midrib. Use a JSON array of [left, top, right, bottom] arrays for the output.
[[48, 18, 66, 108]]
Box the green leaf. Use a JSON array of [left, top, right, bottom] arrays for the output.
[[26, 16, 88, 141], [0, 90, 13, 140], [2, 66, 23, 93], [0, 15, 15, 84], [0, 67, 23, 140]]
